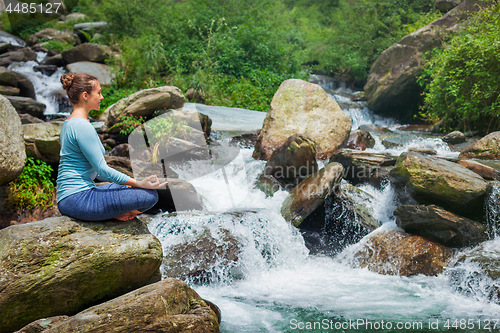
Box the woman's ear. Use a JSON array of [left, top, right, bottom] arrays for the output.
[[81, 91, 89, 103]]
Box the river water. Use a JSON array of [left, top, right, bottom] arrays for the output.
[[12, 62, 500, 332]]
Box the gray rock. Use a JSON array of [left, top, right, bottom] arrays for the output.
[[65, 12, 86, 22], [23, 121, 63, 163], [338, 182, 379, 231], [163, 227, 240, 281], [41, 54, 65, 67], [16, 279, 220, 333], [61, 43, 111, 64], [459, 131, 500, 159], [436, 0, 462, 12], [364, 0, 485, 121], [27, 28, 76, 46], [394, 204, 487, 247], [34, 65, 58, 76], [0, 95, 26, 185], [66, 61, 113, 85], [260, 134, 318, 192], [346, 129, 375, 150], [391, 152, 490, 214], [443, 130, 466, 144], [281, 162, 344, 227], [0, 67, 36, 99], [99, 86, 185, 126], [0, 50, 24, 62], [0, 216, 163, 332], [253, 79, 351, 160], [5, 96, 46, 118], [19, 113, 45, 124]]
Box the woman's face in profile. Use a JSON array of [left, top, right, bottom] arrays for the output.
[[87, 81, 104, 111]]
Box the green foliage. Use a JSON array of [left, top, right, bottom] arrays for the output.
[[422, 2, 500, 134], [147, 116, 190, 163], [117, 115, 145, 136], [39, 38, 73, 52], [7, 158, 55, 212]]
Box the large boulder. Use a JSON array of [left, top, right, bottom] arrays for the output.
[[0, 85, 20, 95], [394, 204, 487, 247], [0, 216, 163, 332], [391, 152, 489, 214], [442, 130, 467, 144], [99, 86, 186, 126], [258, 134, 318, 194], [253, 79, 351, 160], [61, 43, 111, 64], [364, 0, 485, 121], [27, 28, 77, 46], [16, 279, 219, 333], [459, 131, 500, 159], [23, 121, 63, 164], [163, 227, 240, 281], [457, 160, 500, 180], [5, 96, 46, 118], [0, 95, 26, 186], [0, 67, 36, 99], [66, 61, 113, 86], [147, 179, 204, 214], [281, 162, 344, 227], [350, 229, 452, 276]]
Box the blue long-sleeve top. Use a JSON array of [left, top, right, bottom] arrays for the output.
[[56, 118, 130, 203]]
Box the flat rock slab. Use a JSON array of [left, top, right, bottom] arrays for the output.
[[394, 204, 487, 247], [66, 61, 113, 86], [16, 278, 220, 333], [0, 216, 163, 332]]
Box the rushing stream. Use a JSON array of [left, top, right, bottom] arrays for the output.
[[10, 62, 500, 332]]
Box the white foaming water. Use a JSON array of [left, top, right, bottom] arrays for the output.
[[148, 148, 500, 332], [9, 58, 65, 114], [366, 134, 460, 158], [343, 106, 397, 131]]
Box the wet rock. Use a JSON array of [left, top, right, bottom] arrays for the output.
[[0, 67, 36, 99], [350, 229, 451, 276], [0, 84, 19, 95], [391, 152, 490, 214], [99, 86, 185, 126], [163, 227, 240, 281], [19, 113, 45, 124], [66, 61, 113, 86], [255, 174, 283, 197], [381, 133, 420, 149], [394, 204, 487, 247], [61, 43, 111, 64], [253, 79, 352, 160], [281, 162, 344, 227], [408, 147, 437, 155], [338, 182, 379, 231], [0, 95, 26, 186], [17, 279, 219, 333], [186, 88, 206, 103], [34, 65, 58, 76], [0, 216, 163, 332], [358, 124, 392, 133], [459, 131, 500, 160], [436, 0, 462, 12], [147, 179, 203, 214], [330, 149, 396, 185], [23, 121, 63, 164], [18, 47, 37, 61], [261, 134, 318, 192], [364, 0, 485, 121], [457, 160, 500, 180], [442, 130, 466, 144], [451, 240, 500, 303], [346, 129, 375, 150], [5, 96, 46, 117], [42, 54, 65, 67], [231, 131, 259, 149], [0, 42, 11, 54], [104, 155, 134, 177], [27, 28, 76, 46], [110, 143, 130, 158]]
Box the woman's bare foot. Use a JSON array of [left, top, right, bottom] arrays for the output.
[[114, 210, 141, 221]]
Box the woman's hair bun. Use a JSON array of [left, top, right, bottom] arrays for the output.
[[61, 74, 75, 91]]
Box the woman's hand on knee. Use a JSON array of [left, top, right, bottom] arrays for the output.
[[124, 175, 168, 189]]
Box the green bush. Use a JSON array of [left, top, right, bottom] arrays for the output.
[[421, 2, 500, 134], [6, 158, 55, 212]]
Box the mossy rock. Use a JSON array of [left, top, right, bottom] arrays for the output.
[[0, 216, 163, 332]]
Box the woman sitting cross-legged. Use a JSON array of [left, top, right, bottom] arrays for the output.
[[56, 73, 167, 222]]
